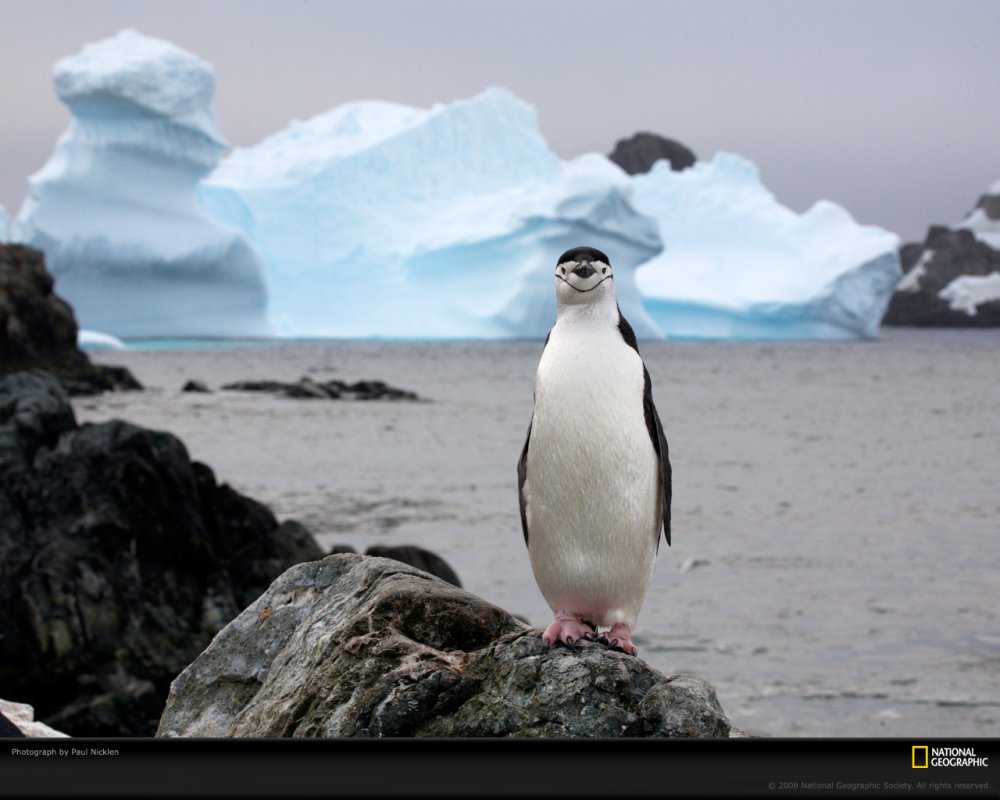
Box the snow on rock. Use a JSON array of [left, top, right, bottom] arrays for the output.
[[13, 30, 270, 339], [200, 87, 662, 339], [895, 250, 933, 293], [631, 154, 901, 339], [938, 272, 1000, 316], [956, 179, 1000, 250]]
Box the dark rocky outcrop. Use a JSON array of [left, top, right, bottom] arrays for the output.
[[884, 226, 1000, 326], [0, 244, 141, 394], [157, 554, 730, 738], [181, 380, 211, 393], [885, 181, 1000, 327], [609, 132, 697, 175], [0, 371, 324, 736], [329, 543, 462, 587], [222, 376, 420, 401]]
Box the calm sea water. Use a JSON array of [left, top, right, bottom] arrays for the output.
[[81, 329, 1000, 737]]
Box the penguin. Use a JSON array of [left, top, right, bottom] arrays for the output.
[[517, 246, 671, 656]]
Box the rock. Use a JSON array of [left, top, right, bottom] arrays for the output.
[[181, 380, 211, 393], [0, 370, 77, 469], [608, 132, 697, 175], [222, 376, 420, 401], [284, 376, 332, 399], [885, 222, 1000, 327], [157, 554, 730, 738], [0, 371, 325, 736], [0, 699, 69, 738], [326, 543, 461, 586], [365, 544, 462, 588], [0, 244, 142, 394]]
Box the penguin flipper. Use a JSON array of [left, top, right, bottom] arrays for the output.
[[517, 418, 532, 546], [643, 366, 672, 548], [616, 308, 672, 549]]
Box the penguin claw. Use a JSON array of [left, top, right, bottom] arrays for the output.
[[595, 625, 638, 656], [542, 613, 594, 651]]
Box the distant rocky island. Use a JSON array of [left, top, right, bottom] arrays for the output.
[[885, 181, 1000, 326]]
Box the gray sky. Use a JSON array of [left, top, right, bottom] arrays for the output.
[[2, 0, 997, 242]]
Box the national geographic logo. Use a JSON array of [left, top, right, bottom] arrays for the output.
[[913, 745, 990, 768]]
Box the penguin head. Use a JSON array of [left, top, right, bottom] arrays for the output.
[[554, 246, 614, 306]]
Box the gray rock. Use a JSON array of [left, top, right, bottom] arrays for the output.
[[221, 376, 419, 401], [328, 543, 464, 587], [157, 554, 730, 738], [0, 699, 69, 738], [181, 380, 211, 393], [609, 132, 697, 175]]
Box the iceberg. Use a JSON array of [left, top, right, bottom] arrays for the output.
[[631, 154, 901, 339], [13, 30, 270, 339], [199, 88, 663, 339], [78, 329, 126, 351], [13, 28, 904, 342]]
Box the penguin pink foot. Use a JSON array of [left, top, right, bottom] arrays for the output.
[[542, 611, 595, 649], [597, 623, 638, 655]]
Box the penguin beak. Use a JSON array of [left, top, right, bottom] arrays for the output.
[[571, 264, 597, 279]]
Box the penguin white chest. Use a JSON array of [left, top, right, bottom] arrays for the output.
[[525, 325, 660, 629]]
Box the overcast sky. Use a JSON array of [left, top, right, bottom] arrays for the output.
[[1, 0, 997, 242]]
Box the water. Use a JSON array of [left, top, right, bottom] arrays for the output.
[[78, 329, 1000, 737]]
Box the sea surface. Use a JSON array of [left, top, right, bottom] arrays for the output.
[[79, 328, 1000, 737]]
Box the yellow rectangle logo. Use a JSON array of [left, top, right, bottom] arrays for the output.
[[912, 746, 929, 768]]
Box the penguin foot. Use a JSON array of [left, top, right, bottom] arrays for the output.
[[542, 612, 595, 649], [597, 623, 638, 656]]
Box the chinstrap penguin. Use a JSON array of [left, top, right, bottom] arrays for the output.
[[518, 246, 671, 656]]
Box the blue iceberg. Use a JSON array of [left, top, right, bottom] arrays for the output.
[[199, 87, 662, 339], [630, 154, 901, 339], [14, 29, 902, 342]]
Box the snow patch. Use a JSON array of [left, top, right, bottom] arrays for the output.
[[938, 272, 1000, 316], [896, 250, 933, 293], [957, 207, 1000, 251]]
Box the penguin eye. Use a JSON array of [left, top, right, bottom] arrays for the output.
[[559, 267, 566, 275], [602, 267, 608, 275]]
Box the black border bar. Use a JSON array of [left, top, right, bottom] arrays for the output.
[[3, 737, 997, 798]]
